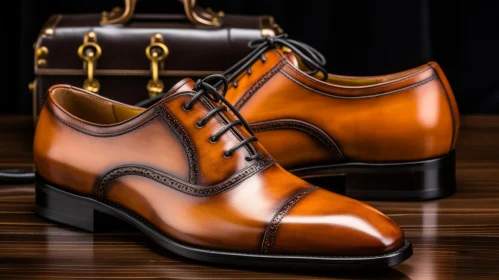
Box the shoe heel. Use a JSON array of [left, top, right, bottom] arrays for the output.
[[35, 179, 115, 232], [345, 151, 456, 200], [307, 151, 456, 200]]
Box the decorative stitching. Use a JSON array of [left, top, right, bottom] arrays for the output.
[[96, 157, 276, 198], [279, 70, 437, 100], [251, 119, 343, 160], [261, 186, 319, 254], [234, 59, 286, 110], [155, 106, 199, 184]]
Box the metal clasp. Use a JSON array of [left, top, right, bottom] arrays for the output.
[[35, 46, 49, 67], [146, 34, 169, 98], [78, 32, 102, 93]]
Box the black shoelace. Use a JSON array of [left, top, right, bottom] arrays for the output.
[[185, 74, 261, 161], [134, 34, 327, 107], [222, 33, 328, 89]]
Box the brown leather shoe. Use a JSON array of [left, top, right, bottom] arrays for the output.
[[223, 35, 460, 200], [34, 76, 412, 268]]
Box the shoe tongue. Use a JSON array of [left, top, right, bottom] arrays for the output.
[[162, 78, 196, 99], [279, 49, 326, 79], [280, 49, 299, 68]]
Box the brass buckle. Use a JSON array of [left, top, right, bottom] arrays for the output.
[[146, 34, 169, 98], [77, 32, 102, 93]]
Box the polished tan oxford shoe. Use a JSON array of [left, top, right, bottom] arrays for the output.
[[223, 35, 459, 200], [34, 75, 412, 268]]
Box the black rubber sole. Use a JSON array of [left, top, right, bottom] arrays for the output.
[[291, 151, 456, 201], [35, 177, 413, 269]]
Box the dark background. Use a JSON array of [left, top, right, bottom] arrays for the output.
[[6, 0, 499, 115]]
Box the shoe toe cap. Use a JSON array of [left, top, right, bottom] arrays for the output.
[[266, 188, 405, 256]]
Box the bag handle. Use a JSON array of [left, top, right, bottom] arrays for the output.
[[101, 0, 224, 27]]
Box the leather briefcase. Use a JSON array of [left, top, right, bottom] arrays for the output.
[[31, 0, 282, 118]]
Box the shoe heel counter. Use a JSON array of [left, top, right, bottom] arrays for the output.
[[33, 86, 71, 185], [428, 62, 460, 150], [33, 90, 96, 196], [33, 102, 55, 179]]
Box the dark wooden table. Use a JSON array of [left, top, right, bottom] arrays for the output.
[[1, 115, 498, 280]]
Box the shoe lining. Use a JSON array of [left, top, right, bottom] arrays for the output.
[[287, 51, 428, 86], [50, 88, 144, 125]]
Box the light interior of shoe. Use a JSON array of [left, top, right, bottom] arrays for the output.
[[51, 88, 145, 125], [289, 51, 429, 86], [315, 65, 429, 86]]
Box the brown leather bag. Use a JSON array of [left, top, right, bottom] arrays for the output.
[[31, 0, 282, 118]]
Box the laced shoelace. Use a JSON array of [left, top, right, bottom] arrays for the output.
[[134, 34, 327, 108], [222, 33, 328, 89], [184, 74, 261, 161]]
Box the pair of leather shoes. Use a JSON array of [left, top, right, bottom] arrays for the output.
[[34, 35, 458, 269]]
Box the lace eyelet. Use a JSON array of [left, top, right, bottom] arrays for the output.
[[209, 137, 218, 144], [196, 121, 204, 128], [223, 152, 232, 158], [182, 104, 192, 112], [245, 152, 262, 162]]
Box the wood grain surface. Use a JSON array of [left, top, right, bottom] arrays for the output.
[[1, 115, 498, 280]]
